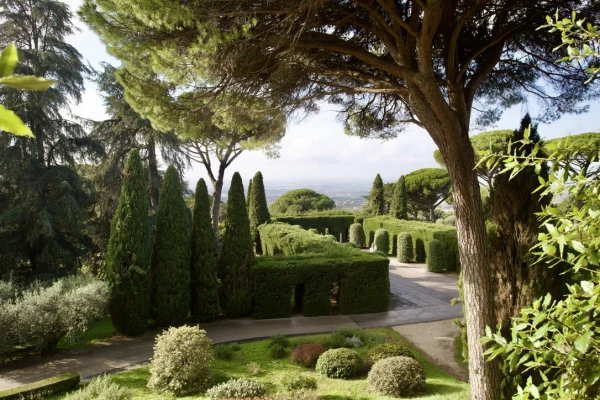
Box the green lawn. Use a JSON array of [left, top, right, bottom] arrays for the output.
[[52, 328, 469, 399], [57, 315, 117, 351]]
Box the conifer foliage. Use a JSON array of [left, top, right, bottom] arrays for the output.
[[218, 172, 254, 317], [390, 176, 408, 220], [248, 171, 270, 253], [151, 165, 191, 326], [369, 174, 385, 215], [190, 178, 219, 322], [106, 149, 151, 335]]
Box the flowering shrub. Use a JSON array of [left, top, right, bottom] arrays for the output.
[[290, 343, 326, 368]]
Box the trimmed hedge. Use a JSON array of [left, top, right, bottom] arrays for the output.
[[397, 233, 413, 263], [0, 373, 80, 399], [348, 223, 366, 248], [374, 229, 389, 253], [274, 215, 355, 242], [364, 217, 459, 271], [427, 239, 446, 272], [255, 224, 390, 318]]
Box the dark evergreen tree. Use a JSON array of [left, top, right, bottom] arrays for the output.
[[190, 178, 219, 322], [247, 179, 253, 203], [106, 149, 151, 336], [218, 172, 254, 317], [390, 176, 408, 220], [369, 174, 385, 215], [248, 171, 270, 253], [151, 165, 191, 326]]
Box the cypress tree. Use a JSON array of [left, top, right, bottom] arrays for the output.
[[106, 149, 151, 336], [390, 176, 408, 219], [218, 172, 254, 317], [190, 178, 219, 322], [399, 176, 408, 220], [248, 171, 270, 253], [369, 174, 385, 215], [247, 179, 253, 203], [151, 165, 191, 326]]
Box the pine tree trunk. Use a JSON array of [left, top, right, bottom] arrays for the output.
[[211, 162, 226, 246], [147, 136, 160, 212]]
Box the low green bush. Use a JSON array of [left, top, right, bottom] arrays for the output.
[[274, 214, 355, 242], [270, 343, 286, 359], [349, 223, 366, 247], [206, 378, 266, 399], [367, 356, 426, 397], [374, 229, 390, 253], [0, 373, 80, 400], [269, 334, 290, 348], [367, 343, 415, 365], [397, 232, 414, 263], [344, 242, 358, 249], [213, 343, 241, 360], [427, 239, 446, 272], [279, 374, 317, 391], [290, 343, 326, 367], [271, 390, 320, 400], [315, 348, 363, 379], [64, 375, 131, 400]]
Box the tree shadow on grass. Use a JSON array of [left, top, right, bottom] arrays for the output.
[[425, 382, 466, 395]]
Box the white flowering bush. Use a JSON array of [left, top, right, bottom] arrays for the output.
[[64, 375, 132, 400], [147, 326, 213, 396]]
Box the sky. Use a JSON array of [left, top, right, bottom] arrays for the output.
[[63, 0, 600, 189]]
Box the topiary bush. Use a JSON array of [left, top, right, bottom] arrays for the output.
[[290, 343, 326, 367], [415, 238, 426, 263], [147, 326, 213, 396], [279, 374, 317, 391], [206, 378, 266, 399], [397, 232, 414, 263], [349, 223, 366, 248], [427, 239, 446, 272], [315, 348, 363, 379], [270, 343, 286, 359], [367, 356, 426, 397], [374, 229, 389, 254], [64, 376, 131, 400], [367, 343, 415, 365]]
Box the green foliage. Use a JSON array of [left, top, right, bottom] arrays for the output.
[[150, 165, 191, 326], [374, 229, 389, 253], [426, 239, 446, 273], [397, 232, 414, 263], [270, 189, 335, 215], [147, 326, 213, 396], [254, 224, 390, 318], [218, 172, 254, 317], [190, 178, 219, 322], [0, 373, 79, 400], [213, 343, 241, 360], [367, 343, 415, 365], [348, 223, 366, 247], [269, 334, 290, 348], [367, 356, 426, 397], [270, 343, 286, 359], [290, 344, 326, 368], [389, 176, 408, 219], [206, 378, 266, 399], [64, 376, 131, 400], [275, 215, 355, 242], [404, 168, 451, 221], [271, 390, 320, 400], [248, 171, 270, 249], [323, 329, 386, 350], [367, 174, 385, 215], [315, 348, 363, 379], [364, 217, 459, 270], [105, 149, 151, 336], [279, 374, 317, 392]]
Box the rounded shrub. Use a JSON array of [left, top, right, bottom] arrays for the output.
[[291, 343, 326, 368], [147, 326, 213, 396], [206, 378, 266, 399], [348, 223, 366, 248], [271, 343, 286, 358], [65, 376, 131, 400], [315, 348, 363, 379], [374, 229, 389, 254], [269, 334, 290, 348], [279, 374, 318, 391], [367, 343, 415, 365], [427, 239, 446, 272], [367, 356, 426, 397], [415, 238, 426, 263], [397, 232, 414, 263]]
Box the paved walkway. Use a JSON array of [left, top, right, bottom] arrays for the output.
[[0, 258, 462, 390]]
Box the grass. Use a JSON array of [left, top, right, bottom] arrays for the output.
[[453, 334, 468, 372], [57, 315, 117, 351], [51, 328, 469, 399]]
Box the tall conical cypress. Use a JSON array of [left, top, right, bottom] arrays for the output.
[[218, 172, 254, 317], [247, 179, 253, 203], [106, 149, 151, 336], [190, 178, 219, 322], [390, 176, 408, 219], [370, 174, 385, 215], [248, 171, 270, 253], [150, 165, 191, 326]]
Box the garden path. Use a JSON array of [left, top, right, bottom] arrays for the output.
[[0, 258, 462, 390]]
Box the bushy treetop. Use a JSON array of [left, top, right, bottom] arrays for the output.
[[269, 189, 335, 215]]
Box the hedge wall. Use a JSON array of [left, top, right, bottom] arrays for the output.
[[363, 217, 459, 271], [274, 215, 355, 242], [255, 224, 390, 318], [0, 373, 80, 399]]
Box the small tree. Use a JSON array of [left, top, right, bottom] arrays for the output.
[[218, 172, 254, 317], [368, 174, 385, 215], [390, 176, 408, 219], [106, 149, 151, 336], [190, 178, 219, 322], [248, 171, 270, 253], [151, 165, 191, 326]]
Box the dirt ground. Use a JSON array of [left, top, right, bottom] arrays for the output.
[[393, 319, 469, 382]]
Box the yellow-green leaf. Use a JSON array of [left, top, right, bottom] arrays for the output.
[[0, 104, 34, 137], [0, 75, 57, 91], [0, 43, 18, 77]]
